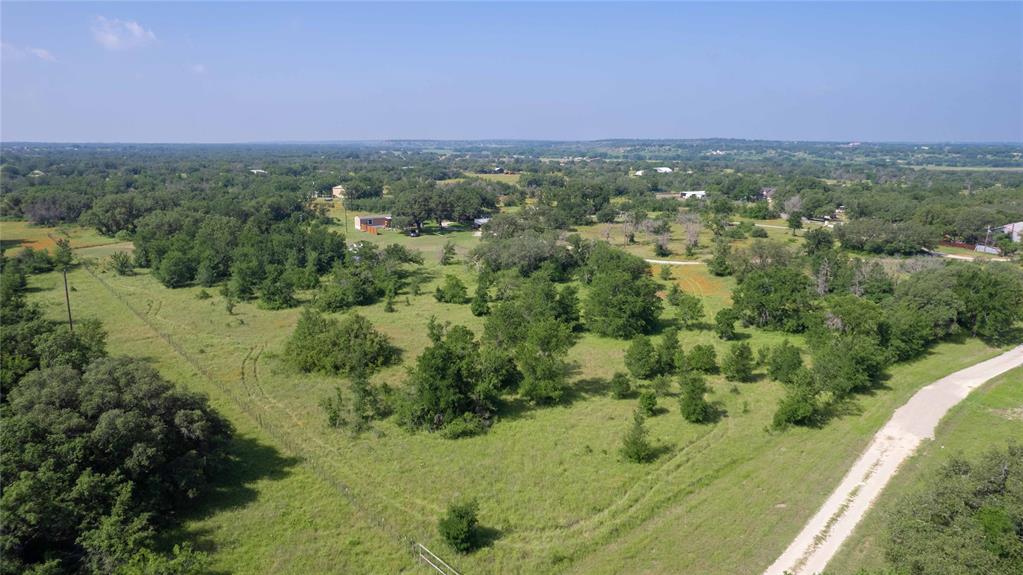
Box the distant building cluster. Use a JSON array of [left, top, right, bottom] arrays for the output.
[[634, 167, 673, 176], [654, 190, 707, 201]]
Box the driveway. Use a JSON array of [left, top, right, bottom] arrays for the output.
[[764, 345, 1023, 575]]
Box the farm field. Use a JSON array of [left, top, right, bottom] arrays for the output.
[[477, 172, 522, 185], [435, 172, 522, 187], [826, 366, 1023, 574], [0, 220, 123, 254], [21, 224, 1009, 574]]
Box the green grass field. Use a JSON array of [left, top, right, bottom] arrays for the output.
[[825, 365, 1023, 574], [934, 244, 1004, 260], [19, 220, 1011, 574], [0, 220, 123, 254]]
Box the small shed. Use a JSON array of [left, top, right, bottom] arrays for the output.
[[354, 215, 391, 233], [331, 185, 346, 199]]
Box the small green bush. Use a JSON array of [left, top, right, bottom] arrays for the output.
[[685, 344, 718, 373], [441, 414, 487, 439], [434, 275, 469, 304], [438, 499, 480, 553], [609, 372, 632, 399], [621, 411, 657, 463], [638, 390, 658, 416]]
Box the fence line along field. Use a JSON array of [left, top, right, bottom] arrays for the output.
[[16, 220, 1008, 574]]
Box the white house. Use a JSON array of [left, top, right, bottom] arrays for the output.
[[249, 169, 268, 175], [680, 191, 707, 200], [331, 185, 346, 199], [634, 167, 673, 176], [1000, 221, 1023, 243]]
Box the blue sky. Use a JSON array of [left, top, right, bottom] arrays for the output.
[[2, 2, 1021, 143]]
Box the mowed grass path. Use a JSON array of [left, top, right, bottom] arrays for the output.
[[25, 224, 1007, 574], [825, 366, 1023, 575]]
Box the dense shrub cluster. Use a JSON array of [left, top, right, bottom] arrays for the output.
[[882, 445, 1023, 575], [285, 309, 399, 377]]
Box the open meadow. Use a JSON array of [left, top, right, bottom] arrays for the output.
[[15, 222, 1009, 574], [3, 3, 1020, 572]]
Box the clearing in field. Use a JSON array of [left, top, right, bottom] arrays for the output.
[[21, 226, 1013, 574]]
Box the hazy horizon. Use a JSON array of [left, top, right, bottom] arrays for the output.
[[3, 2, 1022, 143], [4, 137, 1023, 146]]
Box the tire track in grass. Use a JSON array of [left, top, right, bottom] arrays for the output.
[[82, 263, 760, 570], [503, 423, 730, 550], [80, 264, 436, 570]]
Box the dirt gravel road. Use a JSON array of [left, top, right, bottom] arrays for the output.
[[764, 345, 1023, 575]]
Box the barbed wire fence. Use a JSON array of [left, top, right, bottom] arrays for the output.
[[81, 262, 461, 574]]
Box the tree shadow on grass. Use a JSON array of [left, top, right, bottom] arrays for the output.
[[474, 525, 503, 550], [746, 372, 769, 384], [560, 374, 615, 407], [495, 396, 535, 423], [815, 397, 865, 427], [495, 372, 615, 423], [647, 405, 671, 417], [705, 401, 729, 424], [649, 316, 681, 335], [158, 434, 300, 561], [971, 325, 1023, 350], [640, 442, 675, 464], [409, 267, 439, 287], [0, 238, 26, 251]]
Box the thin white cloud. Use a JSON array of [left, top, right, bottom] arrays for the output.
[[2, 42, 57, 62], [28, 48, 56, 62], [0, 42, 22, 60], [190, 63, 207, 75], [91, 16, 156, 51]]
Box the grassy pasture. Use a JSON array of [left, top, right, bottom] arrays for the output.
[[0, 220, 121, 254], [21, 220, 1009, 574], [476, 172, 522, 185], [825, 366, 1023, 574], [934, 244, 1004, 260], [435, 172, 522, 187], [908, 165, 1023, 172]]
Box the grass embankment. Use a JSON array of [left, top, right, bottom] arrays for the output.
[[826, 366, 1023, 574], [20, 221, 1007, 574]]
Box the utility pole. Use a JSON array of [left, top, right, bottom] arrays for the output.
[[53, 237, 74, 331], [344, 199, 349, 238], [63, 266, 73, 332]]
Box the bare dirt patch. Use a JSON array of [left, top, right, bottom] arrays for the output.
[[991, 406, 1023, 421]]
